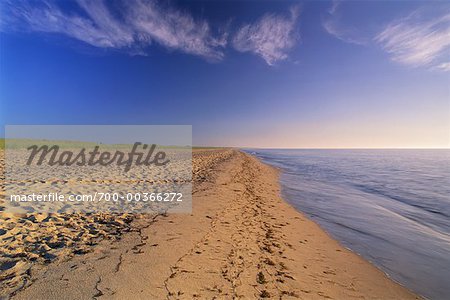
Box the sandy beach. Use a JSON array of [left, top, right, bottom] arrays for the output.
[[1, 0, 447, 297], [1, 149, 418, 299]]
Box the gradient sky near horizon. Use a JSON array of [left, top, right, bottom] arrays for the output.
[[0, 0, 449, 148]]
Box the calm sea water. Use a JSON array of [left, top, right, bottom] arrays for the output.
[[246, 149, 450, 299]]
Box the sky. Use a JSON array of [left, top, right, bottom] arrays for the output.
[[0, 0, 449, 148]]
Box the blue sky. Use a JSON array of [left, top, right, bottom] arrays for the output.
[[0, 0, 449, 148]]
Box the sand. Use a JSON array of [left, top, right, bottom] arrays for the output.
[[0, 149, 419, 299]]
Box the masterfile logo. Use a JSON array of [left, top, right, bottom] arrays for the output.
[[4, 125, 192, 214], [26, 142, 170, 172]]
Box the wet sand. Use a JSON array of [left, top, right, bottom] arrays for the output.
[[1, 149, 418, 299]]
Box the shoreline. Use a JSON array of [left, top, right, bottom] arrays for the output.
[[246, 150, 421, 298], [2, 149, 419, 299]]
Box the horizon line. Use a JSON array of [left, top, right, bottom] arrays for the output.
[[198, 146, 450, 150]]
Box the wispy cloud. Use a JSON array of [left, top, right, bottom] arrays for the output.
[[0, 0, 226, 60], [322, 0, 367, 45], [435, 62, 450, 71], [322, 19, 366, 45], [232, 6, 300, 66], [1, 1, 304, 65], [375, 9, 450, 70], [1, 0, 134, 48], [125, 0, 226, 60]]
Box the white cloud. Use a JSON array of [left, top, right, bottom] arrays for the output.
[[1, 0, 133, 48], [232, 6, 300, 66], [322, 19, 366, 45], [435, 62, 450, 71], [328, 0, 340, 15], [1, 1, 305, 65], [322, 0, 367, 45], [1, 0, 226, 60], [375, 10, 450, 70], [125, 0, 226, 60]]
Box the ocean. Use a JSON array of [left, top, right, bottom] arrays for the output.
[[246, 149, 450, 299]]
